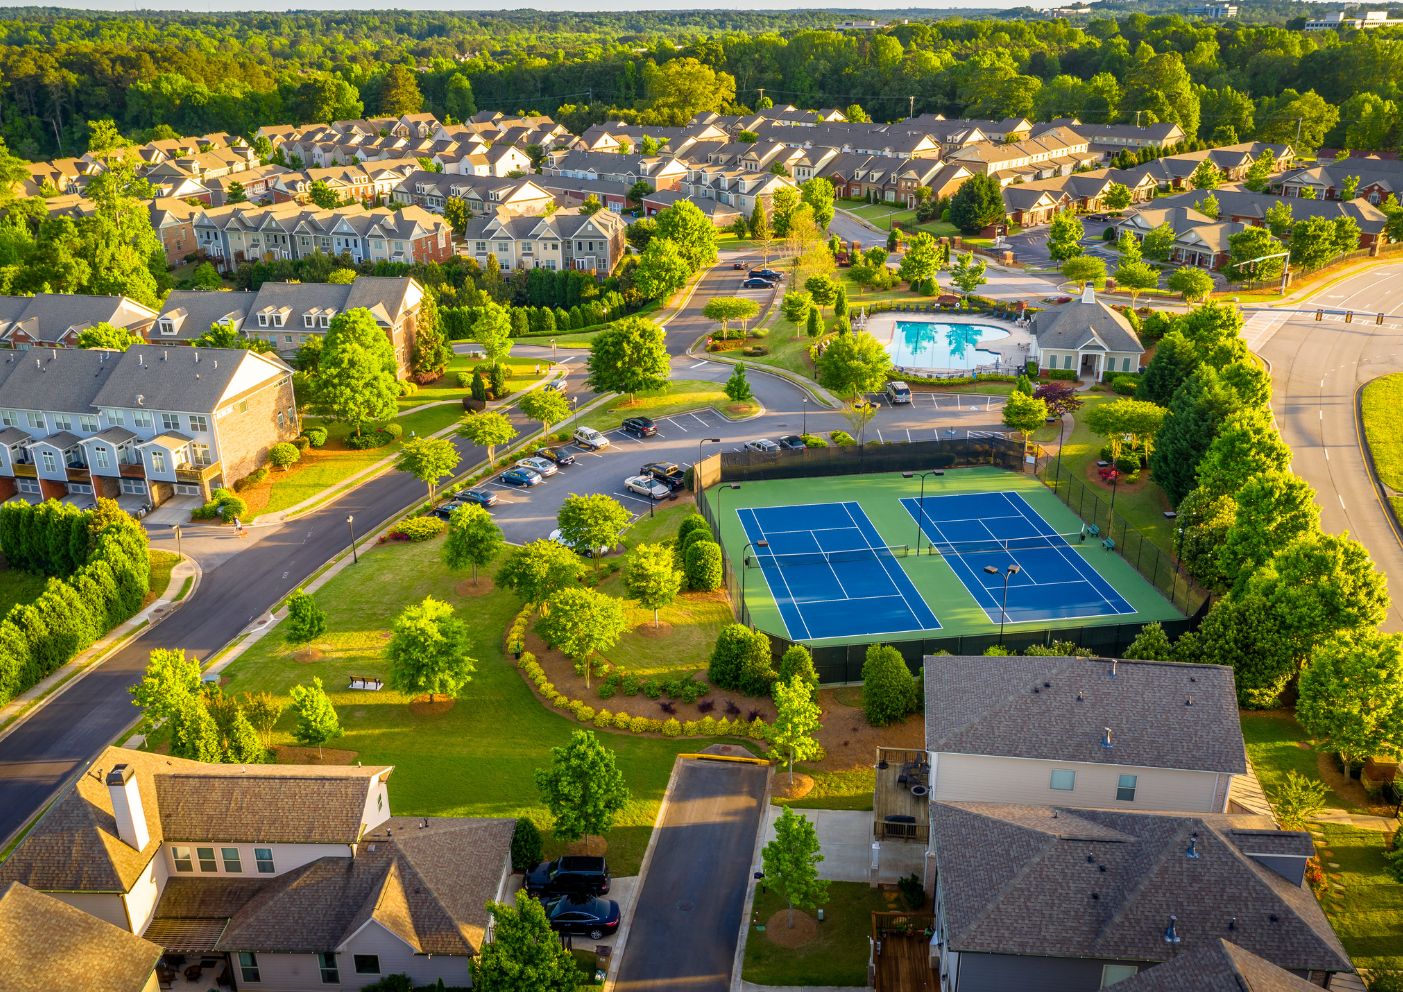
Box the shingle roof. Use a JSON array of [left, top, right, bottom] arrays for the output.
[[90, 345, 289, 414], [156, 290, 258, 342], [156, 771, 377, 844], [0, 346, 124, 414], [1033, 293, 1145, 356], [0, 882, 162, 992], [0, 293, 157, 345], [1110, 939, 1329, 992], [923, 655, 1246, 774], [932, 804, 1351, 974]]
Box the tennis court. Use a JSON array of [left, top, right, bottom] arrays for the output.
[[736, 502, 940, 640], [900, 491, 1136, 624]]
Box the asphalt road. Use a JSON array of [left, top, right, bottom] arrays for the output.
[[612, 758, 769, 992], [1249, 261, 1403, 632]]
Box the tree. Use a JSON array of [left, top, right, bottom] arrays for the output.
[[1190, 159, 1223, 192], [470, 300, 514, 369], [633, 238, 693, 300], [378, 64, 422, 115], [623, 542, 682, 627], [1034, 381, 1083, 418], [458, 412, 516, 469], [387, 596, 476, 704], [308, 179, 340, 209], [1218, 472, 1321, 586], [411, 293, 449, 379], [804, 275, 838, 313], [1225, 226, 1286, 285], [443, 196, 470, 236], [190, 261, 224, 290], [471, 892, 580, 992], [1124, 622, 1173, 661], [394, 437, 460, 503], [534, 729, 631, 845], [519, 388, 570, 436], [949, 251, 987, 302], [498, 539, 586, 611], [1272, 772, 1328, 831], [288, 677, 340, 758], [800, 177, 835, 231], [1104, 183, 1132, 211], [750, 200, 771, 243], [708, 623, 776, 695], [557, 493, 630, 559], [723, 363, 754, 404], [1167, 266, 1214, 303], [1113, 259, 1159, 307], [1256, 89, 1338, 152], [949, 173, 1005, 234], [626, 180, 654, 209], [815, 331, 891, 399], [702, 296, 760, 339], [777, 644, 819, 700], [781, 290, 813, 326], [1124, 51, 1199, 139], [267, 441, 299, 471], [897, 232, 943, 295], [170, 696, 223, 762], [806, 306, 823, 340], [1085, 398, 1165, 464], [241, 691, 283, 750], [130, 647, 201, 735], [1299, 630, 1403, 768], [444, 72, 477, 122], [586, 316, 670, 400], [76, 322, 141, 350], [1140, 222, 1177, 263], [1002, 389, 1049, 456], [861, 644, 917, 726], [1149, 365, 1247, 506], [194, 320, 272, 354], [285, 591, 326, 644], [653, 200, 717, 270], [1243, 149, 1276, 193], [1195, 407, 1293, 499], [312, 308, 398, 436], [1061, 255, 1105, 291], [1047, 210, 1085, 261], [443, 502, 504, 584], [762, 808, 828, 928], [1193, 193, 1220, 221], [771, 675, 824, 786], [1138, 330, 1196, 407]]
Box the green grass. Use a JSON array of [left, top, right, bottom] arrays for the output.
[[1240, 712, 1350, 809], [396, 355, 545, 412], [1363, 374, 1403, 498], [742, 880, 891, 986], [708, 466, 1183, 644], [843, 202, 960, 240], [147, 549, 180, 602], [778, 767, 876, 811], [575, 380, 758, 434], [217, 526, 748, 877], [0, 567, 47, 617]]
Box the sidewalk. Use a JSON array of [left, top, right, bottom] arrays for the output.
[[0, 552, 201, 741]]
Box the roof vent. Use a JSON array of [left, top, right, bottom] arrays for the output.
[[1164, 915, 1181, 945], [1109, 659, 1117, 679], [194, 350, 200, 363], [1076, 690, 1085, 702], [137, 394, 144, 406], [1043, 681, 1052, 688], [1186, 837, 1200, 859], [1100, 727, 1114, 749], [1269, 914, 1279, 923], [1228, 917, 1237, 931], [1186, 696, 1194, 706], [1086, 855, 1095, 864], [162, 350, 168, 361], [1090, 892, 1099, 901], [1032, 687, 1040, 694]]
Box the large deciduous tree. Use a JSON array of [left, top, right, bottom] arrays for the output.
[[394, 436, 460, 502], [471, 892, 580, 992], [762, 808, 829, 928], [949, 173, 1005, 234], [653, 199, 717, 270], [815, 331, 891, 398], [1047, 210, 1085, 261], [623, 542, 683, 627], [387, 596, 476, 703], [534, 729, 631, 845], [1298, 630, 1403, 768], [443, 502, 504, 584], [557, 493, 630, 559], [897, 232, 943, 294], [312, 308, 399, 437], [586, 316, 669, 400]]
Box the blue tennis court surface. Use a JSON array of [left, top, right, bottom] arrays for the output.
[[737, 502, 940, 641], [900, 491, 1135, 624]]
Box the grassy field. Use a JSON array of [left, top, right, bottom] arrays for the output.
[[397, 355, 545, 412], [707, 466, 1183, 644], [841, 202, 958, 240], [0, 567, 47, 616], [742, 880, 893, 986], [1361, 373, 1403, 519], [574, 379, 759, 434], [216, 505, 753, 876]]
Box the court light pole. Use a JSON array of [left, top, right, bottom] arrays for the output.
[[741, 539, 770, 626], [346, 514, 359, 565], [984, 563, 1020, 645], [714, 482, 741, 532], [901, 470, 945, 555], [699, 437, 722, 471], [801, 396, 809, 437], [1107, 468, 1120, 520]]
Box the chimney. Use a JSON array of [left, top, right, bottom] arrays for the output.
[[105, 764, 149, 851], [1081, 284, 1095, 305]]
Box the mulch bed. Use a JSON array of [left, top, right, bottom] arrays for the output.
[[293, 648, 323, 664], [771, 772, 815, 800], [273, 745, 358, 765], [408, 696, 457, 717], [455, 576, 496, 598], [565, 837, 610, 856], [812, 687, 923, 772], [634, 620, 675, 638], [763, 909, 818, 948]]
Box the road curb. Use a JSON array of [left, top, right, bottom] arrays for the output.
[[1354, 378, 1403, 552], [729, 766, 776, 992]]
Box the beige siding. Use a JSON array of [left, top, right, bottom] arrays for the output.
[[123, 852, 169, 933], [161, 841, 355, 880], [50, 891, 127, 929], [931, 752, 1226, 813], [341, 921, 472, 986]]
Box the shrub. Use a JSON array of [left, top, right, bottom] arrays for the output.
[[897, 872, 926, 910], [629, 715, 651, 734], [390, 517, 446, 542], [743, 345, 769, 357], [291, 434, 311, 452], [862, 644, 918, 726], [662, 717, 682, 737], [233, 466, 269, 491], [748, 717, 769, 741], [1110, 374, 1139, 396], [456, 371, 472, 388], [305, 426, 328, 448], [613, 711, 633, 730], [594, 708, 613, 728], [677, 513, 710, 546], [713, 716, 733, 736], [345, 428, 394, 450], [510, 817, 542, 871], [397, 380, 419, 397], [709, 623, 776, 696], [269, 442, 301, 470], [642, 679, 664, 699], [384, 423, 404, 439], [830, 430, 856, 446], [684, 541, 723, 592], [800, 433, 828, 447], [597, 673, 619, 699], [571, 701, 596, 723]]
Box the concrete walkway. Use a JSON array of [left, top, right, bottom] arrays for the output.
[[738, 984, 865, 992], [755, 806, 925, 883]]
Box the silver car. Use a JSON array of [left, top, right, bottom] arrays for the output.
[[744, 438, 781, 454], [516, 456, 559, 477], [624, 475, 671, 500]]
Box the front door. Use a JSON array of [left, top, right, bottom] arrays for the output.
[[1080, 353, 1100, 379]]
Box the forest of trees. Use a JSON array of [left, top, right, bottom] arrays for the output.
[[1, 9, 1402, 160]]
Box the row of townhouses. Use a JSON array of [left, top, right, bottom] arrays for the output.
[[459, 208, 629, 274]]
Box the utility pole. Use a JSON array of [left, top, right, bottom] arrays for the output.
[[1135, 109, 1143, 128], [909, 95, 916, 119], [1295, 117, 1304, 144], [757, 87, 766, 106]]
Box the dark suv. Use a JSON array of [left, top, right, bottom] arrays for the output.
[[525, 856, 611, 898], [622, 416, 658, 438], [641, 461, 686, 490]]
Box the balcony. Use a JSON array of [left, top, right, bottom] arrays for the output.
[[176, 461, 221, 484], [874, 747, 930, 843], [11, 462, 36, 478]]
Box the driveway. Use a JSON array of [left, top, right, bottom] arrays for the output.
[[612, 758, 769, 992]]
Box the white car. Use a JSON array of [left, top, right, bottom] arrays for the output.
[[744, 438, 781, 453], [572, 426, 609, 450], [624, 475, 671, 500], [516, 456, 559, 477], [549, 528, 610, 558]]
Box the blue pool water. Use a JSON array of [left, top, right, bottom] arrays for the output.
[[887, 321, 1008, 371]]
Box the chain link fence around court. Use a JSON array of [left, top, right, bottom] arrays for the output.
[[696, 437, 1210, 684]]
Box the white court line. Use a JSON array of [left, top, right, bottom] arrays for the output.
[[738, 507, 813, 641], [841, 501, 929, 626], [1003, 492, 1131, 616]]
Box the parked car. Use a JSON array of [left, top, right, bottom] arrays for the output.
[[429, 502, 464, 521], [549, 528, 610, 559], [777, 435, 806, 450], [526, 856, 612, 898], [536, 446, 576, 467], [742, 276, 776, 290], [543, 895, 621, 939], [622, 416, 658, 438], [516, 456, 559, 477], [751, 268, 784, 281], [744, 438, 781, 453], [448, 488, 499, 508], [885, 380, 912, 405], [499, 466, 544, 488], [732, 261, 746, 270], [625, 475, 671, 500], [641, 461, 687, 490], [544, 377, 567, 393], [572, 426, 609, 450]]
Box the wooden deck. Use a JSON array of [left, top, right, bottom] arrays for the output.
[[874, 747, 930, 842], [872, 912, 938, 992]]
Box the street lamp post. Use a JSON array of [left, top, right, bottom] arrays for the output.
[[901, 470, 945, 555], [570, 396, 579, 433], [550, 337, 557, 362], [1053, 414, 1068, 489], [741, 539, 770, 626], [171, 523, 182, 559], [801, 397, 809, 437], [1107, 468, 1120, 519], [715, 482, 741, 528], [699, 437, 722, 471], [346, 514, 359, 565], [983, 563, 1021, 645]]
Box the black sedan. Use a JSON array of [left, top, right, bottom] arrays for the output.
[[535, 446, 577, 468], [449, 488, 499, 508], [751, 268, 784, 281], [543, 896, 621, 940], [622, 416, 658, 438], [742, 276, 776, 289]]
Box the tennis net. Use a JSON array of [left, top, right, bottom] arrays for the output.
[[923, 531, 1087, 557], [748, 543, 910, 568]]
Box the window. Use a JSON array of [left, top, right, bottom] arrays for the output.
[[106, 410, 123, 426], [191, 443, 212, 466], [15, 478, 38, 495], [133, 411, 152, 429], [79, 415, 97, 432], [377, 792, 384, 812], [257, 313, 268, 328], [26, 412, 44, 430], [353, 955, 380, 975], [1101, 964, 1138, 987], [150, 450, 167, 473], [238, 952, 261, 983], [158, 319, 176, 335], [0, 410, 14, 427], [222, 848, 242, 872], [118, 478, 147, 495], [184, 413, 208, 433], [255, 848, 275, 873], [1049, 769, 1076, 791], [53, 415, 71, 431], [1116, 774, 1138, 802], [197, 847, 218, 872], [172, 847, 193, 873], [1063, 354, 1073, 370], [319, 315, 330, 328], [94, 447, 110, 470], [39, 451, 56, 473], [161, 413, 179, 431], [318, 953, 339, 984], [304, 314, 315, 328]]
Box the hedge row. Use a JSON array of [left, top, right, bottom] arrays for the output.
[[0, 499, 150, 705]]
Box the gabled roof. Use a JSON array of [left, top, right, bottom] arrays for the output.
[[0, 293, 157, 345], [932, 804, 1351, 974], [924, 654, 1244, 774], [90, 345, 291, 413], [1032, 293, 1145, 356], [0, 882, 162, 992], [1110, 938, 1328, 991]]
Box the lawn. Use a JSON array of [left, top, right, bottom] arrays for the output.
[[1362, 373, 1403, 520], [0, 567, 47, 617], [742, 880, 893, 986], [147, 549, 180, 603], [216, 507, 752, 876], [842, 202, 958, 240], [396, 355, 545, 412], [574, 379, 759, 434]]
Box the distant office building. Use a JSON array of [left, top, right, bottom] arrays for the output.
[[1304, 9, 1403, 30], [1189, 2, 1238, 18]]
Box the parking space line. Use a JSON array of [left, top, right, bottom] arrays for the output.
[[665, 417, 689, 432], [615, 491, 659, 507], [689, 413, 710, 427]]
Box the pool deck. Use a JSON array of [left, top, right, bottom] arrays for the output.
[[862, 311, 1035, 374]]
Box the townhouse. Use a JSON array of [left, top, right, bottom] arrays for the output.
[[532, 173, 634, 213], [1031, 119, 1185, 160], [461, 208, 628, 273], [269, 160, 420, 205], [821, 154, 971, 205], [751, 120, 944, 160], [949, 127, 1099, 182], [0, 343, 296, 504], [1273, 156, 1403, 203], [543, 149, 689, 191], [1001, 167, 1158, 227], [641, 188, 743, 228], [672, 165, 798, 217], [1127, 142, 1295, 192], [391, 170, 555, 217], [0, 747, 515, 991], [191, 202, 454, 272], [158, 277, 426, 376], [0, 294, 158, 349]]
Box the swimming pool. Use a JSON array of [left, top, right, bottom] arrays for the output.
[[886, 321, 1009, 372]]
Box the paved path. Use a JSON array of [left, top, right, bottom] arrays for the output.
[[613, 759, 769, 992]]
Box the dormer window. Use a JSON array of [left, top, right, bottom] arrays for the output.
[[303, 314, 315, 328], [273, 313, 285, 328], [257, 313, 268, 328], [158, 319, 176, 336], [319, 315, 331, 328]]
